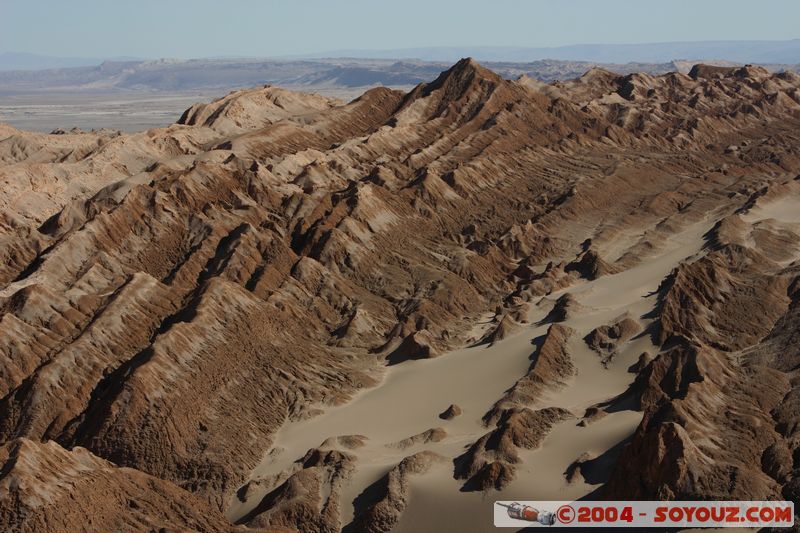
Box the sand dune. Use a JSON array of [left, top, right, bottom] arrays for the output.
[[227, 214, 716, 532]]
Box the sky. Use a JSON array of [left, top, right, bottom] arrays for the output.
[[1, 0, 799, 59]]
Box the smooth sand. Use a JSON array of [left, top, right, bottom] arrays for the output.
[[227, 214, 715, 532], [742, 194, 800, 225]]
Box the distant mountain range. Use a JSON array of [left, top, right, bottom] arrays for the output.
[[0, 56, 797, 96], [307, 40, 800, 64], [0, 52, 139, 71], [2, 40, 799, 72]]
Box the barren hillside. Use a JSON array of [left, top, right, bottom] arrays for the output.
[[0, 59, 799, 532]]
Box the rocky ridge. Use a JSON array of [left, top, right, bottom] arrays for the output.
[[0, 59, 799, 530]]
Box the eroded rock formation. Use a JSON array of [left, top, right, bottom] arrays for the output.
[[2, 59, 800, 530]]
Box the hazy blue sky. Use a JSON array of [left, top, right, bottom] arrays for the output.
[[1, 0, 799, 58]]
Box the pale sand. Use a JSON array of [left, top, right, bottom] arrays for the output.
[[740, 188, 800, 267], [226, 313, 543, 523], [395, 216, 714, 532], [227, 214, 716, 531], [741, 194, 800, 225]]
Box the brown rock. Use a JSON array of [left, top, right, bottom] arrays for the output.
[[486, 324, 575, 422], [565, 248, 618, 280], [547, 292, 583, 323], [388, 330, 437, 362], [577, 406, 608, 427], [565, 452, 593, 484], [585, 315, 642, 355], [387, 428, 447, 450], [455, 407, 573, 491], [350, 451, 445, 533], [241, 448, 356, 531], [479, 314, 520, 345], [0, 439, 243, 533], [439, 404, 462, 420], [628, 351, 653, 374], [2, 58, 800, 530]]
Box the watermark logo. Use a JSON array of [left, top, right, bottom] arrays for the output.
[[494, 501, 795, 528]]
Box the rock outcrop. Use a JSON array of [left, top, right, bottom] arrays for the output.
[[387, 428, 447, 450], [240, 448, 356, 531], [439, 404, 462, 420], [349, 451, 446, 533], [606, 183, 800, 502], [455, 407, 574, 491], [0, 439, 246, 533], [585, 314, 642, 366], [485, 324, 575, 422]]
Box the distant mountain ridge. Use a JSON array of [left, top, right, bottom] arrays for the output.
[[0, 52, 140, 71], [1, 56, 796, 96], [3, 39, 799, 72], [306, 39, 800, 64]]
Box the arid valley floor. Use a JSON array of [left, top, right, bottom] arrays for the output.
[[1, 60, 799, 532]]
